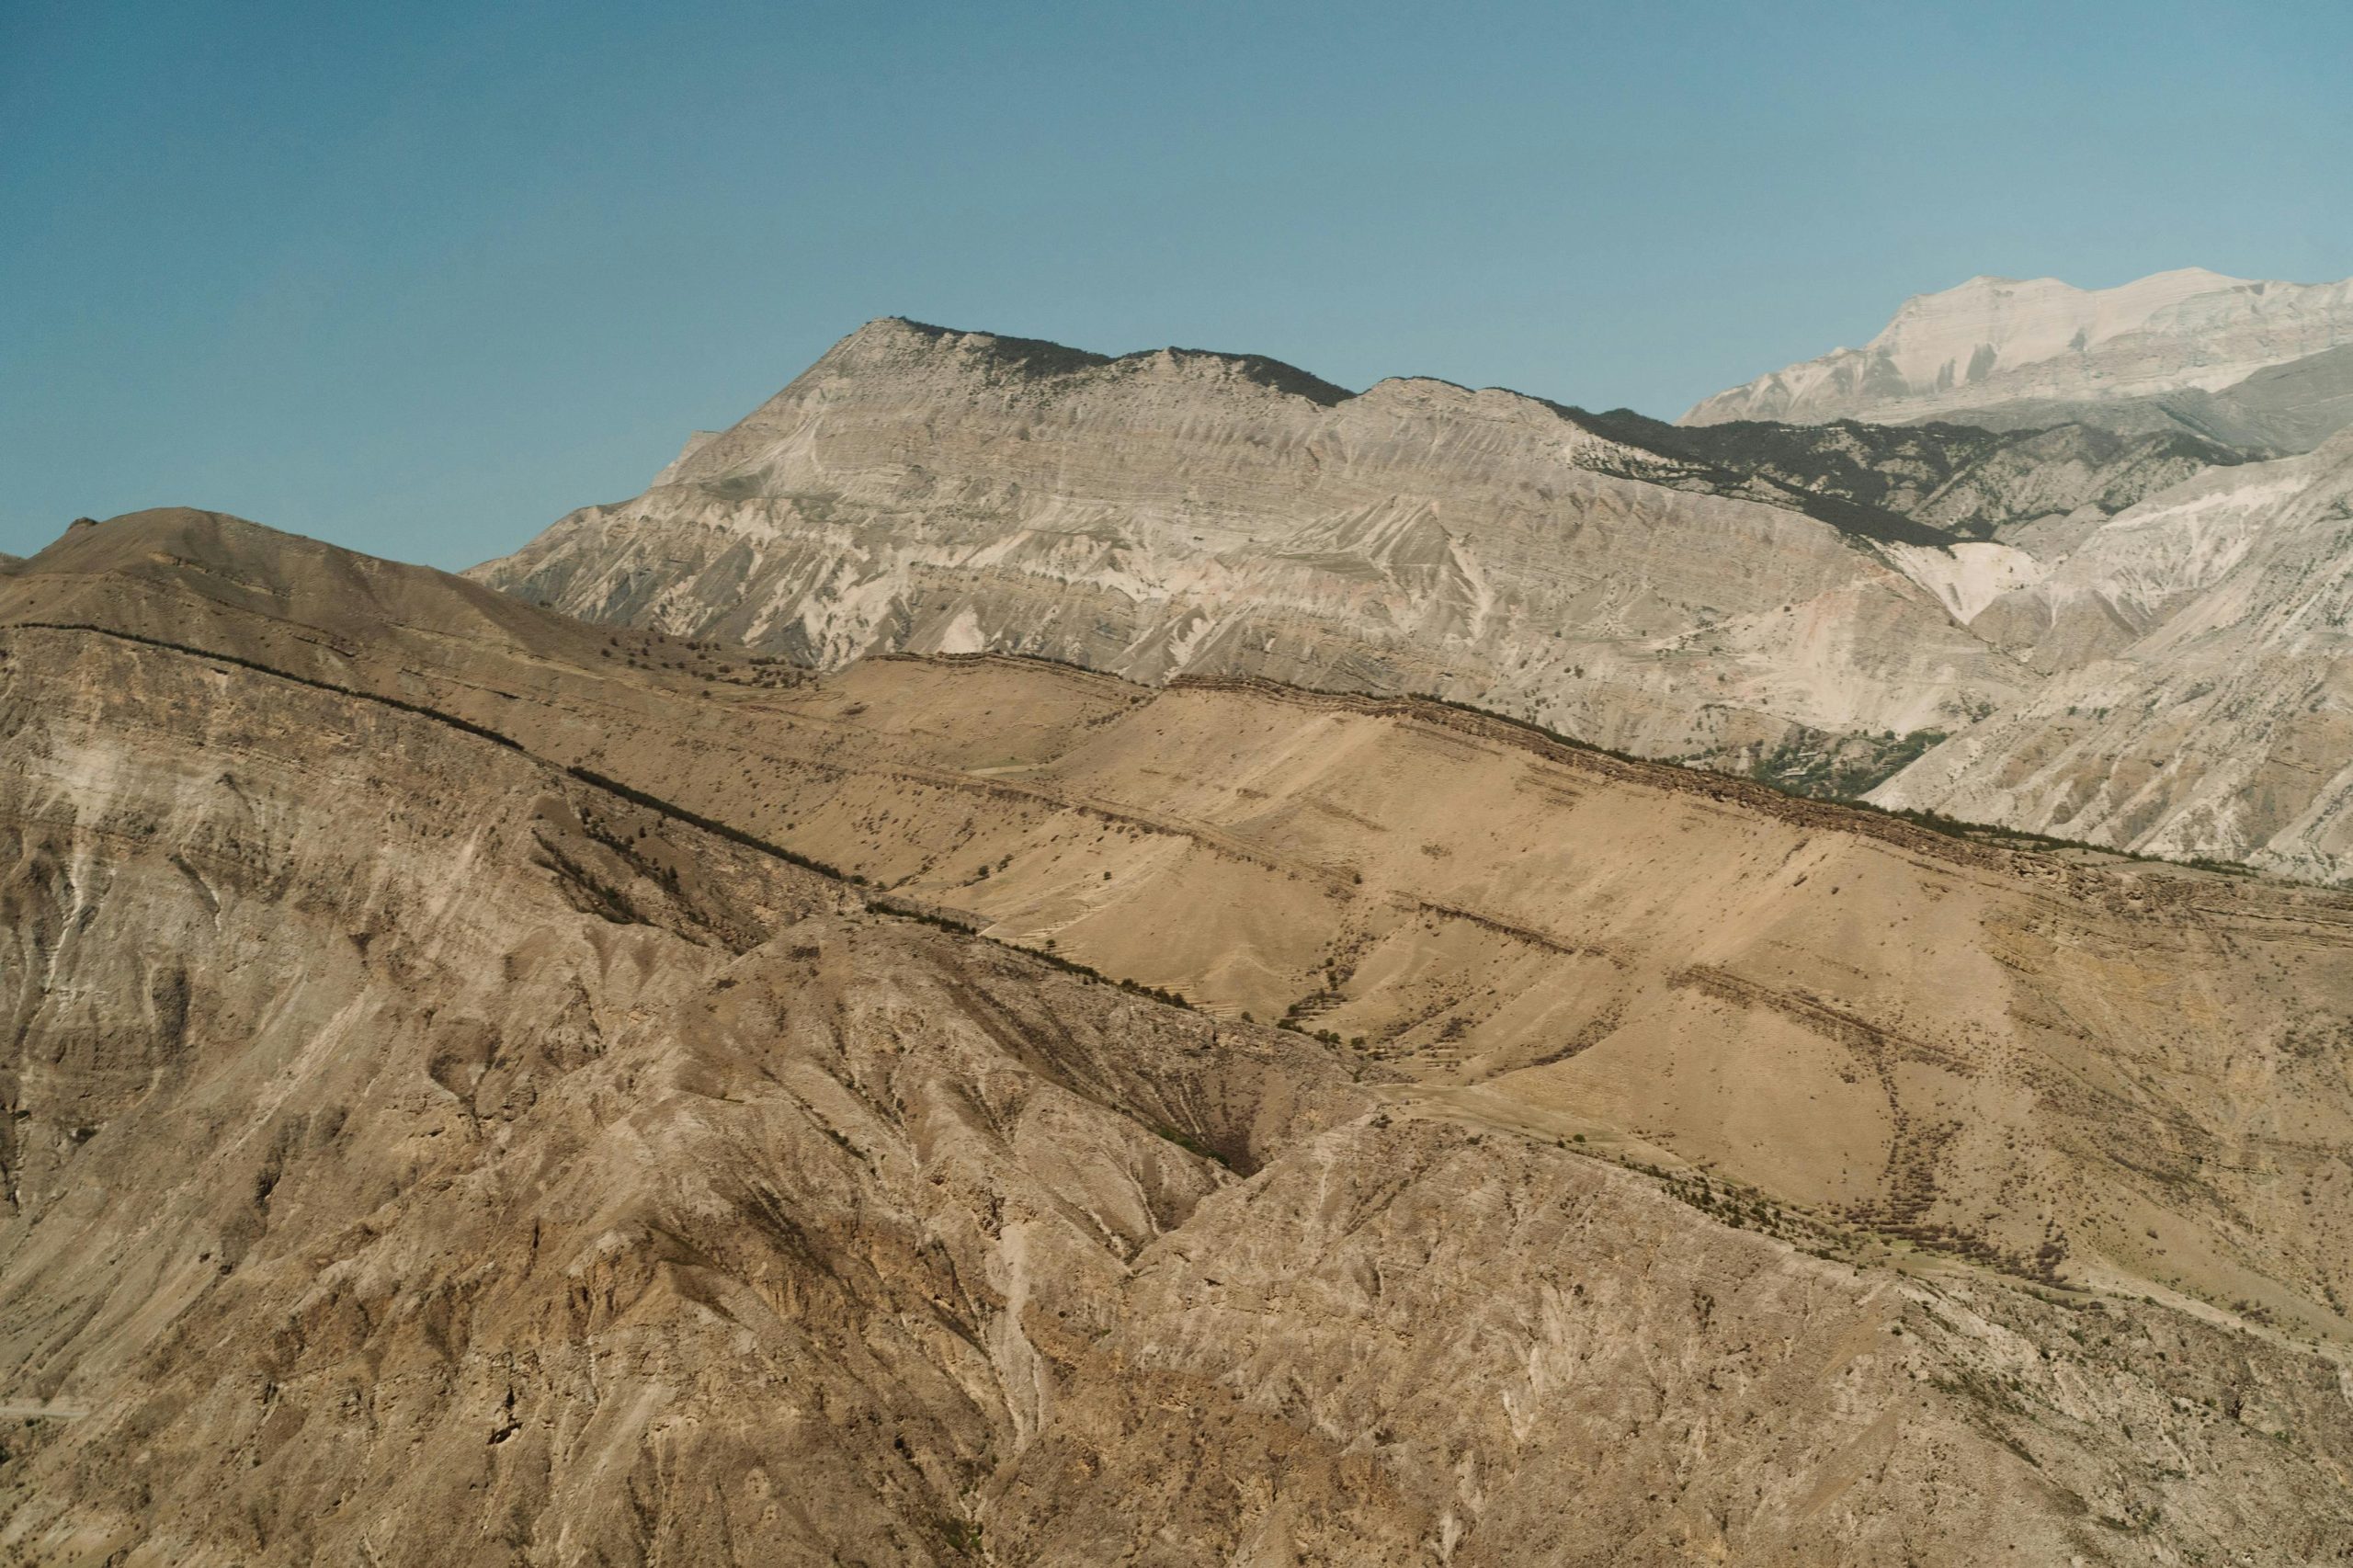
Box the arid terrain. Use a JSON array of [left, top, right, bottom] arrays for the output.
[[13, 0, 2348, 1555], [6, 509, 2353, 1564], [474, 290, 2353, 880]]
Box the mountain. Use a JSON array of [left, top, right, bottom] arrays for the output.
[[1904, 342, 2353, 456], [478, 318, 2255, 798], [1872, 428, 2353, 881], [1684, 268, 2353, 450], [8, 510, 2353, 1562], [472, 316, 2353, 876]]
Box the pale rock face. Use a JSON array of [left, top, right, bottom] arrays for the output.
[[1685, 267, 2353, 446], [1874, 540, 2045, 623], [476, 319, 2031, 776], [1875, 430, 2353, 879]]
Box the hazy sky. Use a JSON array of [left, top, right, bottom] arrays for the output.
[[6, 1, 2348, 567]]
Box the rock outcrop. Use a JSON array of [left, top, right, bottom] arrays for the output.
[[1874, 428, 2353, 880]]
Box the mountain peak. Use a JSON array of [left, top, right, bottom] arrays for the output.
[[653, 318, 1358, 492], [1684, 265, 2353, 431]]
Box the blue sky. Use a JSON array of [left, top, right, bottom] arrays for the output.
[[5, 0, 2348, 567]]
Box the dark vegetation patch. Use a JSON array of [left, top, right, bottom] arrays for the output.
[[1750, 726, 1949, 800], [1543, 406, 1963, 546], [1151, 1123, 1233, 1170]]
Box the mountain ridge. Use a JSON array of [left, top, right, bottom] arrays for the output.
[[1683, 267, 2353, 449], [472, 314, 2286, 836]]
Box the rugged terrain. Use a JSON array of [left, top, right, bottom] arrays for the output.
[[472, 317, 2039, 783], [1580, 409, 2249, 540], [473, 314, 2353, 880], [1876, 428, 2353, 881], [1684, 267, 2353, 451], [7, 510, 2353, 1563], [474, 318, 2262, 801]]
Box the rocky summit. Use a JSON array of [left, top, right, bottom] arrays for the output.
[[7, 508, 2353, 1564]]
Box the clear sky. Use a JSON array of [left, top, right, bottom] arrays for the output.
[[6, 1, 2348, 568]]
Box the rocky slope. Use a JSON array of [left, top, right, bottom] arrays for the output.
[[471, 315, 2353, 877], [1684, 267, 2353, 450], [1895, 342, 2353, 456], [1873, 429, 2353, 880], [476, 316, 2231, 791], [8, 510, 2353, 1563]]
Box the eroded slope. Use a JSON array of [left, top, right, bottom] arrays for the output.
[[6, 511, 2352, 1564], [1878, 430, 2353, 881]]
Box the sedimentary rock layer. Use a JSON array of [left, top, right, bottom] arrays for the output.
[[472, 318, 2037, 777]]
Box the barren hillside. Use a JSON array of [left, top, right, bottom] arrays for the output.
[[6, 511, 2352, 1563]]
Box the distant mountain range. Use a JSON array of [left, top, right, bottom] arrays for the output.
[[475, 286, 2353, 879], [1683, 267, 2353, 451]]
